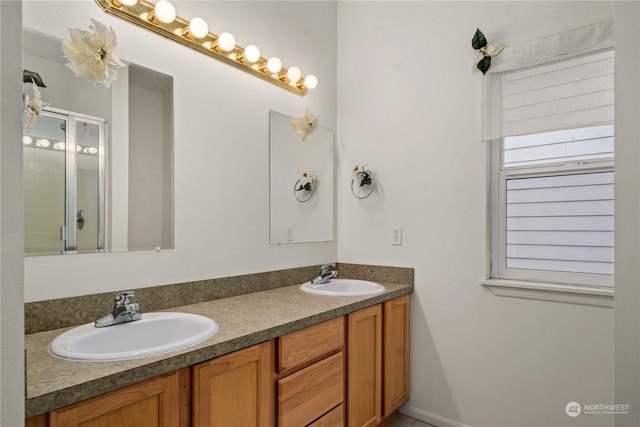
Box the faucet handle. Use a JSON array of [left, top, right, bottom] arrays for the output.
[[319, 263, 336, 274], [115, 291, 135, 307]]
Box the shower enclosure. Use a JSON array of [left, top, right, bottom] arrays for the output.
[[24, 108, 106, 255]]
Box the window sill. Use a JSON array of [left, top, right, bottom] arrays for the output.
[[480, 279, 613, 308]]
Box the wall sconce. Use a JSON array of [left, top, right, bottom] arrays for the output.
[[95, 0, 317, 96]]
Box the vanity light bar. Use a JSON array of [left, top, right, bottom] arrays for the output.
[[95, 0, 317, 96]]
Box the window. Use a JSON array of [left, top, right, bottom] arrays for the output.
[[491, 126, 614, 287], [484, 21, 614, 289]]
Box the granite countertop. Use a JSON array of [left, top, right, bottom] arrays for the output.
[[25, 281, 412, 418]]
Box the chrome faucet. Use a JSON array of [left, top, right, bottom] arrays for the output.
[[311, 263, 338, 285], [95, 291, 142, 328]]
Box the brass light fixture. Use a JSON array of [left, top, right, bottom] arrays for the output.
[[95, 0, 318, 96]]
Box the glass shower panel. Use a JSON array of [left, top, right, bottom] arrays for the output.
[[24, 109, 106, 256], [75, 121, 102, 253], [23, 113, 67, 256]]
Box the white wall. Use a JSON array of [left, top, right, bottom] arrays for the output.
[[23, 0, 337, 301], [269, 110, 334, 244], [0, 1, 25, 425], [337, 2, 614, 426], [127, 82, 167, 250], [614, 2, 640, 426], [14, 2, 635, 427]]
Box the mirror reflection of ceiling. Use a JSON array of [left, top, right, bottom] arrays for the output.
[[24, 29, 65, 66], [23, 119, 100, 155]]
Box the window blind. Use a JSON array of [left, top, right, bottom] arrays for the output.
[[503, 125, 614, 167], [505, 171, 614, 276], [482, 20, 614, 141]]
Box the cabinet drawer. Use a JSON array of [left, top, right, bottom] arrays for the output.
[[278, 351, 344, 427], [279, 316, 344, 372], [308, 404, 344, 427]]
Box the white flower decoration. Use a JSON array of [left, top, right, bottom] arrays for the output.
[[473, 44, 504, 72], [290, 110, 318, 140], [23, 81, 51, 132], [297, 171, 314, 191], [352, 164, 369, 178], [352, 164, 373, 187], [63, 19, 125, 88], [471, 28, 504, 74], [483, 43, 504, 57]]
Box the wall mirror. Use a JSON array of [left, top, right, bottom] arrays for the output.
[[23, 29, 174, 256], [269, 110, 334, 244]]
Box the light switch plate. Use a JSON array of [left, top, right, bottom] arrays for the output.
[[391, 226, 402, 245], [286, 226, 294, 242]]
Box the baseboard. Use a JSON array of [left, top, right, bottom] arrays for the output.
[[400, 405, 472, 427]]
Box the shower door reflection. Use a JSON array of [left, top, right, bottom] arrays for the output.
[[24, 113, 66, 255], [24, 109, 106, 255], [74, 120, 104, 254]]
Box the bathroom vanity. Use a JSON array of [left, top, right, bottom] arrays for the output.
[[25, 277, 411, 427]]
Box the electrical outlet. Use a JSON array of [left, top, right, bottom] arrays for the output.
[[391, 226, 402, 245], [286, 226, 295, 242]]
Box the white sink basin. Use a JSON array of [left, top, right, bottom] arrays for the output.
[[299, 279, 386, 297], [49, 312, 218, 362]]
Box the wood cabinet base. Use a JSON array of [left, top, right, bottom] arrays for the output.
[[48, 370, 182, 427], [383, 295, 410, 418], [192, 341, 273, 427]]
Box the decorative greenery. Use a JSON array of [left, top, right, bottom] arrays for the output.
[[471, 28, 504, 75], [23, 70, 46, 88], [352, 164, 372, 187], [476, 55, 492, 75], [296, 171, 314, 192], [472, 28, 488, 50], [297, 182, 312, 191]]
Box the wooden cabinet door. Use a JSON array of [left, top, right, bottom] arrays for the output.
[[25, 414, 47, 427], [383, 295, 410, 417], [347, 304, 382, 427], [192, 341, 273, 427], [48, 371, 180, 427]]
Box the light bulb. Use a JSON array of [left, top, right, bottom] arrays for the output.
[[53, 142, 65, 150], [23, 136, 33, 145], [85, 147, 98, 155], [286, 66, 301, 83], [154, 0, 176, 24], [267, 57, 282, 73], [120, 0, 138, 5], [244, 45, 260, 63], [188, 17, 208, 39], [217, 32, 236, 52], [305, 74, 318, 89], [36, 139, 50, 148], [76, 145, 82, 152]]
